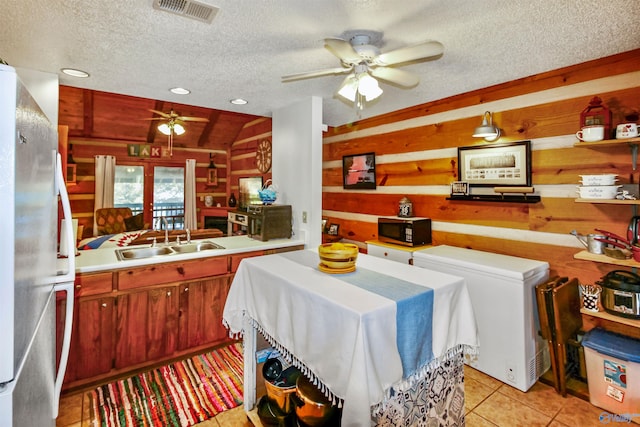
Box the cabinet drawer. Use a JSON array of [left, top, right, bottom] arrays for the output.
[[74, 272, 113, 297], [367, 244, 413, 265], [117, 256, 229, 290], [230, 251, 264, 273]]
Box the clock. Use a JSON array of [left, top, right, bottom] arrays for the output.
[[256, 139, 272, 173]]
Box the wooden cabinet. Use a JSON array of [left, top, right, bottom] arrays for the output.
[[177, 276, 231, 350], [115, 285, 179, 368], [63, 256, 232, 389], [66, 296, 116, 382]]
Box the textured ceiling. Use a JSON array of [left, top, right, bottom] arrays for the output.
[[1, 0, 639, 128]]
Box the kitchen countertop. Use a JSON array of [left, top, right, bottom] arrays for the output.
[[68, 235, 306, 274]]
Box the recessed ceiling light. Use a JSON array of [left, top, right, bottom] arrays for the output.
[[60, 68, 89, 78], [170, 87, 190, 95], [230, 98, 248, 105]]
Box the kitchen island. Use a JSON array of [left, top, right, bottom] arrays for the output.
[[224, 249, 479, 426], [60, 235, 304, 391]]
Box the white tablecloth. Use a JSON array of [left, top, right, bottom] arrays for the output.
[[223, 249, 478, 427]]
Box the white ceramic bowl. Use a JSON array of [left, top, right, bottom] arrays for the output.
[[577, 185, 621, 199], [579, 174, 618, 186]]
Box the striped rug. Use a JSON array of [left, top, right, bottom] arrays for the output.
[[89, 343, 244, 427]]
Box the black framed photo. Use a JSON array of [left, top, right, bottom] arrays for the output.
[[458, 140, 531, 187], [328, 223, 340, 236], [343, 152, 376, 189]]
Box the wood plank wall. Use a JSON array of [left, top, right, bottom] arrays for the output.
[[322, 49, 640, 285], [64, 118, 271, 237]]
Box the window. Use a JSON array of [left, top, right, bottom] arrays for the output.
[[114, 164, 185, 230], [114, 166, 144, 214], [153, 166, 184, 230]]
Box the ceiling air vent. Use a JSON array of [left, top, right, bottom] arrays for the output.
[[153, 0, 219, 24]]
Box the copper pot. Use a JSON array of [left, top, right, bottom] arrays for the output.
[[292, 375, 337, 427]]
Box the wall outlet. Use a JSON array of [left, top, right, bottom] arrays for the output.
[[302, 211, 307, 223]]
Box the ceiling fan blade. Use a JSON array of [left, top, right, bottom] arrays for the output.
[[324, 38, 362, 64], [370, 67, 420, 87], [148, 109, 171, 118], [141, 117, 166, 121], [177, 116, 209, 122], [282, 66, 352, 82], [375, 41, 444, 66]]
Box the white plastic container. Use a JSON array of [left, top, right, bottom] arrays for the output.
[[582, 328, 640, 420]]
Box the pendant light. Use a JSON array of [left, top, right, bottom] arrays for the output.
[[472, 111, 501, 142]]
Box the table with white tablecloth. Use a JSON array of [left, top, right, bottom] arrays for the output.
[[223, 249, 478, 426]]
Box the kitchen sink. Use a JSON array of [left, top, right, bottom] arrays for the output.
[[170, 241, 225, 253], [115, 241, 225, 261]]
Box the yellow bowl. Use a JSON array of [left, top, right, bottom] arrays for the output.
[[318, 243, 358, 270]]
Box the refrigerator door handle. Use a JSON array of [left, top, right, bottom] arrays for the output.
[[55, 153, 75, 282], [53, 153, 75, 417], [52, 281, 74, 418]]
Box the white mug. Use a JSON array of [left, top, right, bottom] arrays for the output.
[[616, 123, 639, 139], [576, 125, 605, 142]]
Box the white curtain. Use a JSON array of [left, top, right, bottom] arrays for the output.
[[93, 155, 116, 236], [184, 159, 197, 230]]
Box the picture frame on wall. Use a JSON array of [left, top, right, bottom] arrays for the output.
[[328, 223, 340, 236], [343, 152, 376, 189], [457, 140, 531, 187]]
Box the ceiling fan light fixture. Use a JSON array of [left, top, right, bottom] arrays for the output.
[[358, 73, 383, 101], [173, 123, 185, 135], [337, 76, 358, 102], [158, 123, 171, 135], [157, 122, 185, 135], [472, 111, 501, 141]]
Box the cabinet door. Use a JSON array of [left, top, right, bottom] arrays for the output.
[[115, 286, 179, 369], [67, 297, 115, 381], [178, 276, 232, 350]]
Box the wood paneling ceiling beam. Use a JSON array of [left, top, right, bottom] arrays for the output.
[[197, 110, 221, 147], [146, 100, 164, 144], [82, 89, 93, 137]]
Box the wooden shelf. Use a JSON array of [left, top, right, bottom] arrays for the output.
[[573, 250, 639, 267], [581, 308, 640, 329], [574, 198, 640, 205], [573, 136, 640, 147], [446, 194, 540, 203]]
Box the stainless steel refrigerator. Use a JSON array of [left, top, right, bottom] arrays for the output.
[[0, 64, 75, 425]]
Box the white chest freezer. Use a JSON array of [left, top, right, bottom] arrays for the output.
[[413, 245, 550, 392]]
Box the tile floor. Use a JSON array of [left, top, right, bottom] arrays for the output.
[[57, 366, 637, 427]]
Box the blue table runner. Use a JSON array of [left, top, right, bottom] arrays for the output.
[[283, 251, 434, 378]]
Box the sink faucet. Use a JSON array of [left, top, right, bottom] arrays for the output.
[[154, 216, 170, 245], [161, 216, 169, 245], [186, 228, 191, 244]]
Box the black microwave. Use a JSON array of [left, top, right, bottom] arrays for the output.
[[377, 217, 431, 247]]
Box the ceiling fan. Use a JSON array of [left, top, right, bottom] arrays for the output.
[[281, 30, 444, 109], [143, 108, 209, 155]]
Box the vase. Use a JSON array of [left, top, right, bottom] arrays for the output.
[[228, 193, 237, 207]]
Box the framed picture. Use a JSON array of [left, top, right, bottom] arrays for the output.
[[451, 181, 469, 196], [458, 140, 531, 187], [206, 168, 218, 186], [328, 223, 340, 236], [343, 152, 376, 189]]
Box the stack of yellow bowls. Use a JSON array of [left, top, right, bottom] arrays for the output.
[[318, 242, 358, 273]]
